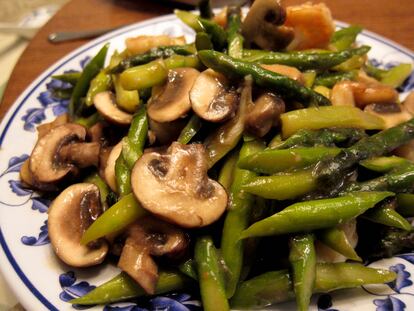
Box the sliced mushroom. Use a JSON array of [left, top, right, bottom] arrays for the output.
[[394, 139, 414, 162], [48, 183, 108, 267], [241, 0, 294, 50], [37, 113, 69, 139], [261, 64, 304, 83], [147, 68, 200, 123], [245, 92, 285, 137], [94, 91, 133, 125], [190, 69, 239, 122], [131, 142, 228, 228], [331, 81, 399, 108], [29, 123, 87, 184], [364, 103, 413, 129], [59, 142, 100, 168], [148, 118, 187, 145], [403, 91, 414, 116], [118, 216, 188, 294], [104, 141, 123, 192]]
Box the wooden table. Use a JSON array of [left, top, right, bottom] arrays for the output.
[[1, 0, 413, 120]]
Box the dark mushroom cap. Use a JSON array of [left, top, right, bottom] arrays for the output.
[[241, 0, 294, 50], [48, 183, 108, 267], [245, 92, 286, 137], [131, 142, 228, 228], [190, 69, 239, 122], [148, 68, 200, 123], [29, 123, 87, 184], [118, 216, 188, 294]]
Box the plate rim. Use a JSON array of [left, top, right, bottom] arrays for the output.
[[0, 13, 413, 311]]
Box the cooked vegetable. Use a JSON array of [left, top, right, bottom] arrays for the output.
[[230, 263, 396, 309], [244, 46, 370, 70], [22, 2, 411, 309], [241, 192, 393, 238], [221, 140, 264, 298], [131, 142, 228, 228], [70, 271, 191, 305], [198, 50, 330, 106], [195, 236, 230, 311], [110, 44, 195, 74], [69, 43, 109, 116], [239, 147, 341, 174], [271, 127, 367, 149], [49, 183, 108, 267], [289, 234, 316, 311], [315, 118, 414, 193], [281, 106, 385, 138], [81, 193, 147, 245]]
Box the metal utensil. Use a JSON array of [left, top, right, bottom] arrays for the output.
[[48, 26, 122, 43]]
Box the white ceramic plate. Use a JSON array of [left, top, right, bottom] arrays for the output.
[[0, 13, 413, 311]]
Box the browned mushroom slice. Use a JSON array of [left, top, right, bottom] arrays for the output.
[[48, 183, 108, 267], [104, 141, 123, 192], [260, 64, 304, 84], [241, 0, 294, 50], [364, 103, 412, 129], [403, 91, 414, 115], [118, 216, 188, 294], [190, 69, 239, 122], [59, 142, 101, 168], [37, 113, 69, 139], [148, 118, 187, 145], [131, 142, 228, 228], [29, 123, 87, 184], [147, 68, 200, 123], [94, 91, 133, 125], [245, 92, 286, 137]]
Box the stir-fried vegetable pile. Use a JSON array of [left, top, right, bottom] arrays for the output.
[[20, 0, 414, 310]]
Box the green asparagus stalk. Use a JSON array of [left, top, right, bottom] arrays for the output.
[[281, 106, 385, 138], [238, 147, 341, 174], [70, 271, 191, 305], [242, 46, 369, 70], [314, 70, 357, 88], [242, 170, 317, 200], [227, 6, 243, 59], [289, 234, 316, 311], [177, 114, 202, 144], [360, 156, 410, 173], [110, 44, 195, 74], [221, 140, 264, 298], [317, 226, 362, 262], [330, 25, 363, 51], [362, 201, 412, 231], [197, 50, 330, 106], [81, 193, 147, 245], [241, 192, 393, 238], [230, 263, 396, 309], [271, 128, 367, 149], [314, 118, 414, 191], [195, 236, 230, 311]]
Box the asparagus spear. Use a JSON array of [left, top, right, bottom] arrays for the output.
[[227, 6, 243, 59], [270, 128, 367, 149], [241, 192, 393, 239], [195, 236, 230, 311], [70, 271, 191, 305], [197, 50, 330, 106], [314, 118, 414, 194], [230, 263, 396, 309], [289, 234, 316, 311], [221, 140, 265, 298], [242, 46, 370, 70], [109, 44, 195, 74]]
